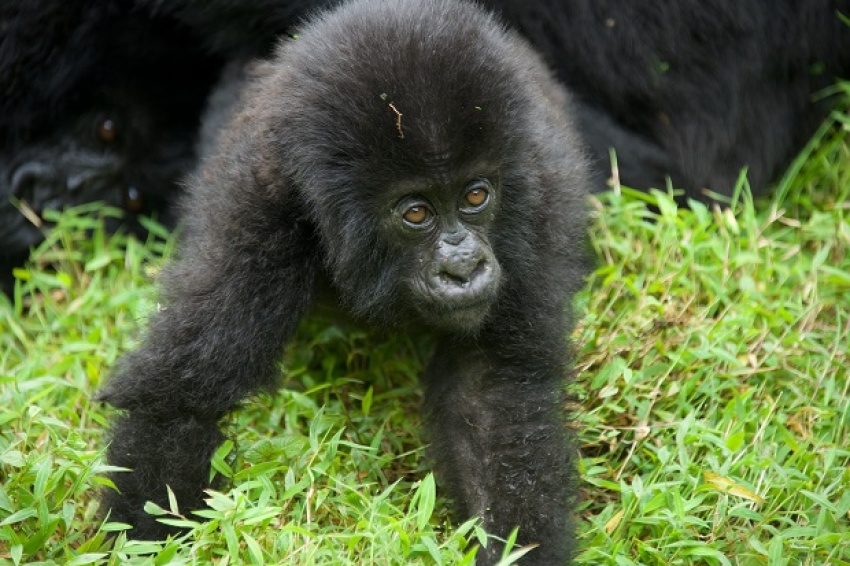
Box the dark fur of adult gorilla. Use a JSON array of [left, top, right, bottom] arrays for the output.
[[98, 0, 590, 563], [152, 0, 850, 203], [492, 0, 850, 202], [4, 0, 847, 292], [0, 0, 220, 293]]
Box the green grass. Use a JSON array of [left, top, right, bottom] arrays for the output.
[[2, 98, 849, 564]]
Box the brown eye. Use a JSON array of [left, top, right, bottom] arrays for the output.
[[461, 180, 491, 212], [124, 185, 145, 213], [403, 204, 431, 225], [465, 186, 488, 207], [95, 116, 119, 143]]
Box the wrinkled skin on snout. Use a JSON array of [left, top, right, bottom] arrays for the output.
[[392, 178, 502, 331]]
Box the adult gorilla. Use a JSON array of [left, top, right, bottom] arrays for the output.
[[154, 0, 850, 202], [98, 0, 591, 563], [0, 0, 220, 293], [494, 0, 850, 202], [3, 1, 848, 292]]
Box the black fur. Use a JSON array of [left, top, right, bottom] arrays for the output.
[[160, 0, 850, 201], [139, 0, 329, 58], [490, 0, 850, 201], [0, 0, 220, 292], [97, 0, 590, 563], [4, 1, 848, 292]]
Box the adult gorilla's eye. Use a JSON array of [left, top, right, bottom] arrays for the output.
[[124, 185, 146, 213], [461, 180, 491, 212], [402, 204, 432, 226], [94, 115, 119, 143]]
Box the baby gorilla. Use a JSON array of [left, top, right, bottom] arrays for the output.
[[98, 0, 590, 563]]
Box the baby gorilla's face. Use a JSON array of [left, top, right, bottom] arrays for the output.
[[381, 176, 503, 332]]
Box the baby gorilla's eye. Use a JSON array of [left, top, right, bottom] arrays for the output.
[[465, 187, 488, 207], [94, 115, 119, 143], [461, 180, 491, 212], [403, 204, 432, 226]]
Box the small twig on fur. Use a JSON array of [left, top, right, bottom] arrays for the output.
[[388, 102, 404, 139]]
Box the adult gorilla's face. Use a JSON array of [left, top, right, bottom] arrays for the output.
[[2, 111, 141, 253], [0, 2, 221, 290], [0, 102, 196, 267]]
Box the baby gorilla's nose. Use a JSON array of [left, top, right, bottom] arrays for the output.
[[436, 231, 495, 288], [438, 243, 489, 285]]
